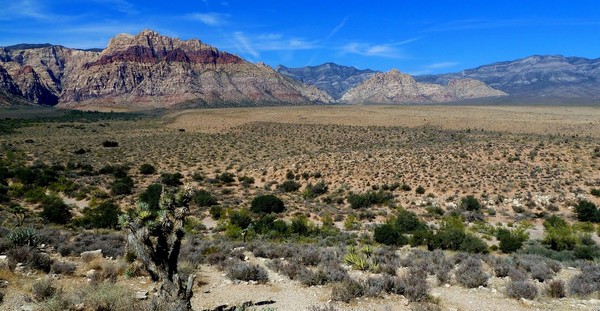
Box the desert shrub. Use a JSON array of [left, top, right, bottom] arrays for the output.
[[399, 269, 430, 302], [225, 260, 268, 283], [32, 278, 57, 301], [496, 228, 528, 253], [139, 183, 162, 212], [0, 291, 3, 305], [308, 305, 339, 311], [507, 280, 538, 300], [331, 278, 364, 302], [547, 279, 566, 298], [60, 232, 125, 258], [79, 283, 135, 311], [110, 176, 133, 195], [591, 189, 600, 197], [575, 200, 600, 223], [459, 234, 489, 253], [101, 140, 118, 147], [77, 201, 121, 229], [529, 261, 554, 282], [40, 196, 71, 224], [543, 215, 577, 251], [291, 215, 311, 236], [51, 261, 77, 275], [347, 191, 392, 209], [209, 205, 224, 220], [415, 186, 425, 194], [303, 181, 329, 199], [229, 209, 252, 229], [569, 264, 600, 296], [216, 172, 235, 184], [374, 224, 406, 246], [456, 257, 488, 288], [138, 163, 156, 175], [251, 194, 285, 214], [460, 195, 482, 211], [160, 172, 183, 187], [278, 180, 301, 192], [193, 189, 218, 207], [7, 227, 39, 247]]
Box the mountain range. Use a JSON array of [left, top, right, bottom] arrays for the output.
[[0, 30, 332, 109], [0, 30, 598, 109]]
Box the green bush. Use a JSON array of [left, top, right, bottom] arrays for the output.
[[139, 184, 162, 212], [496, 228, 529, 253], [303, 181, 328, 198], [138, 164, 156, 175], [110, 176, 133, 195], [193, 189, 218, 207], [251, 194, 285, 214], [415, 186, 425, 194], [291, 216, 311, 236], [347, 191, 392, 209], [278, 180, 301, 192], [40, 196, 71, 224], [216, 172, 235, 184], [591, 188, 600, 197], [209, 205, 224, 220], [161, 172, 183, 187], [460, 195, 482, 211], [229, 210, 252, 229], [543, 215, 577, 251], [78, 201, 121, 229], [374, 224, 407, 246], [575, 200, 599, 223]]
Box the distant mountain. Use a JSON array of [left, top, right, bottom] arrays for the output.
[[416, 55, 600, 99], [341, 69, 507, 104], [276, 63, 378, 99], [0, 30, 332, 109]]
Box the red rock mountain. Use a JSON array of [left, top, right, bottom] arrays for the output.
[[0, 30, 332, 109]]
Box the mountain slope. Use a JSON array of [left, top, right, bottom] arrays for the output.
[[276, 63, 377, 99], [416, 55, 600, 98], [342, 69, 507, 104], [0, 30, 332, 109]]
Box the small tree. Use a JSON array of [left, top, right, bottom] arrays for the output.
[[575, 200, 599, 223], [119, 185, 195, 310], [251, 194, 285, 214]]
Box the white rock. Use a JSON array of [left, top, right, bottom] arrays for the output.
[[81, 249, 103, 260], [134, 290, 148, 300]]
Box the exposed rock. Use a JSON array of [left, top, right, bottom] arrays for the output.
[[416, 55, 600, 99], [134, 290, 149, 300], [276, 62, 378, 99], [341, 69, 506, 104], [0, 30, 333, 109], [80, 249, 103, 261]]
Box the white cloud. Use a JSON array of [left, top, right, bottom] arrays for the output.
[[340, 37, 421, 58], [409, 61, 459, 76], [233, 31, 259, 58], [425, 61, 459, 69], [188, 12, 229, 26]]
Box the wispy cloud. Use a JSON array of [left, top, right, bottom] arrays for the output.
[[0, 0, 60, 21], [409, 61, 459, 75], [91, 0, 138, 14], [187, 12, 229, 26], [325, 17, 349, 40], [233, 32, 259, 58], [340, 37, 421, 58]]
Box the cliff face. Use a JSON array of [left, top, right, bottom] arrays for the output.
[[416, 55, 600, 99], [341, 69, 507, 104], [276, 63, 377, 99], [0, 30, 332, 109]]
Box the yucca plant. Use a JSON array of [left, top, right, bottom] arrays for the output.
[[119, 185, 195, 310], [7, 227, 39, 247]]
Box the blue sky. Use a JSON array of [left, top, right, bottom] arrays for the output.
[[1, 0, 600, 75]]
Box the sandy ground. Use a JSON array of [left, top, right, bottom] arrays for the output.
[[165, 105, 600, 137]]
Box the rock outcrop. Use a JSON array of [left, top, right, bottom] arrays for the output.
[[341, 69, 507, 104], [0, 30, 332, 109], [416, 55, 600, 99], [276, 62, 377, 99]]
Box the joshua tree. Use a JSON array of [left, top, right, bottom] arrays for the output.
[[120, 185, 195, 310]]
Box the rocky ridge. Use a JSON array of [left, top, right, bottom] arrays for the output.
[[275, 62, 377, 99], [416, 55, 600, 98], [341, 69, 507, 104], [0, 30, 332, 108]]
